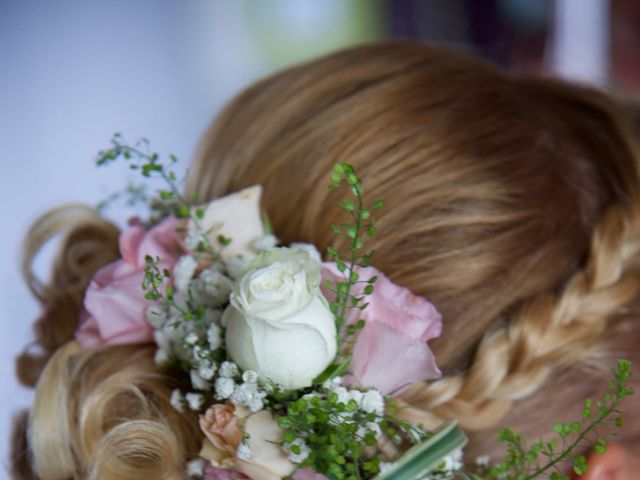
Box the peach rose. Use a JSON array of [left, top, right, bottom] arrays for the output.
[[236, 411, 295, 480], [200, 405, 244, 458], [199, 409, 296, 480]]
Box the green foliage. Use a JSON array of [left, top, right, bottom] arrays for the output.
[[482, 359, 634, 480], [96, 182, 148, 213], [142, 255, 208, 330], [376, 422, 467, 480], [97, 133, 219, 260], [321, 163, 384, 382], [279, 390, 382, 479]]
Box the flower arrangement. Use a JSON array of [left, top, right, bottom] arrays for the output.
[[80, 134, 635, 480]]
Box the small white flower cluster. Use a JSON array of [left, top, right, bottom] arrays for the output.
[[421, 449, 464, 480], [324, 378, 385, 438], [157, 236, 278, 414], [149, 256, 228, 367], [327, 379, 385, 413], [214, 361, 268, 413], [284, 438, 311, 463], [152, 232, 280, 369], [152, 254, 237, 411], [237, 441, 253, 460], [186, 458, 205, 478], [170, 389, 207, 413]]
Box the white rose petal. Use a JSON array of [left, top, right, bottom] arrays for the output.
[[224, 247, 336, 389], [174, 256, 198, 292]]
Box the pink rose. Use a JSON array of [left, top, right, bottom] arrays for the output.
[[75, 217, 183, 347], [321, 263, 442, 395], [292, 468, 328, 480], [204, 465, 251, 480]]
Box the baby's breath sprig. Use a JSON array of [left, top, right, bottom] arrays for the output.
[[96, 183, 148, 213], [141, 255, 207, 328], [96, 133, 222, 259], [485, 359, 634, 480], [325, 163, 384, 343]]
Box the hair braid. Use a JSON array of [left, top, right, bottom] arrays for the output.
[[402, 199, 640, 429]]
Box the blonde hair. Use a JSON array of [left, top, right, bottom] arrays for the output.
[[186, 41, 640, 445], [30, 341, 201, 480], [13, 41, 640, 477]]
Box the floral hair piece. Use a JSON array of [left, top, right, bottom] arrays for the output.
[[78, 134, 634, 480]]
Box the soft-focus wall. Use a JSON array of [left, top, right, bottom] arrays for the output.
[[0, 0, 381, 472]]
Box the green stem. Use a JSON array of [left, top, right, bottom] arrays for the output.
[[523, 399, 621, 479], [115, 142, 219, 259], [335, 193, 364, 331]]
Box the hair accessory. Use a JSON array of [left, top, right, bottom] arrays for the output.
[[75, 134, 634, 480]]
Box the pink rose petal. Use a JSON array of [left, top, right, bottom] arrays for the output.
[[321, 263, 443, 394], [75, 216, 183, 347]]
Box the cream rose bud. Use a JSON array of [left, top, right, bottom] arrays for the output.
[[224, 248, 337, 389], [190, 185, 265, 261]]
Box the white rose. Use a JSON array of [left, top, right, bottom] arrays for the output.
[[224, 247, 337, 389]]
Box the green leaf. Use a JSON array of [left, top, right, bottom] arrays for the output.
[[372, 199, 385, 210], [217, 235, 232, 246], [375, 422, 467, 480], [341, 199, 355, 212], [312, 356, 352, 385]]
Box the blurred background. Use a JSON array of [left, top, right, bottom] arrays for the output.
[[1, 0, 638, 473]]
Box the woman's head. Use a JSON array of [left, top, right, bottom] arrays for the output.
[[14, 41, 640, 478], [186, 39, 640, 450]]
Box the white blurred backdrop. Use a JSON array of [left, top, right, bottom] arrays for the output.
[[0, 0, 380, 473]]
